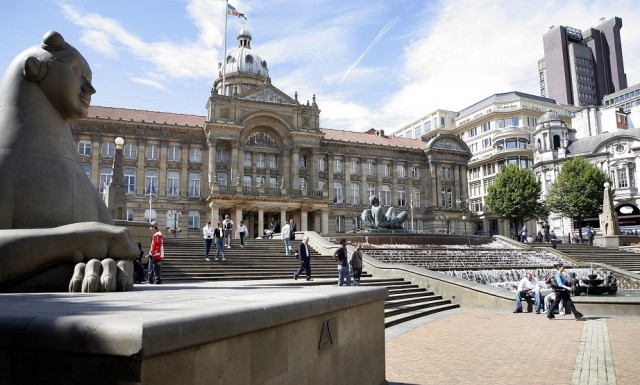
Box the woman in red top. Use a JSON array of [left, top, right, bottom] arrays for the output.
[[148, 221, 164, 284]]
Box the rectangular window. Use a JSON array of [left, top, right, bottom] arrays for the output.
[[124, 143, 137, 159], [334, 159, 343, 173], [350, 183, 360, 205], [78, 140, 92, 156], [101, 142, 115, 157], [351, 160, 359, 175], [481, 122, 491, 132], [367, 184, 375, 199], [244, 152, 252, 167], [243, 175, 253, 187], [167, 171, 179, 196], [100, 167, 112, 192], [168, 146, 181, 162], [256, 153, 265, 168], [188, 211, 201, 230], [216, 172, 228, 186], [618, 169, 628, 188], [270, 177, 278, 188], [482, 138, 492, 148], [188, 173, 201, 197], [381, 185, 391, 206], [333, 182, 343, 203], [299, 154, 308, 169], [411, 166, 420, 179], [336, 216, 345, 233], [216, 147, 229, 163], [412, 187, 420, 208], [319, 158, 326, 172], [367, 162, 376, 176], [469, 127, 478, 137], [124, 169, 136, 194], [126, 209, 134, 221], [269, 154, 278, 168], [146, 145, 159, 161], [189, 147, 201, 163], [145, 170, 158, 194], [397, 186, 406, 207], [384, 164, 391, 177], [397, 165, 406, 179]]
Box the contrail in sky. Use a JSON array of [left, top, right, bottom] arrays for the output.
[[341, 18, 397, 83]]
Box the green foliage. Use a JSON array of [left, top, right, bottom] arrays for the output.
[[545, 157, 608, 225], [485, 164, 544, 228]]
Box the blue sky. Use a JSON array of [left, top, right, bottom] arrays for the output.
[[2, 0, 640, 132]]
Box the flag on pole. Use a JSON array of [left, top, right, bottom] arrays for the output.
[[227, 3, 247, 20]]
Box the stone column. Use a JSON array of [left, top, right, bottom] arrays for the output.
[[281, 208, 288, 226], [235, 206, 243, 239], [158, 140, 168, 197], [136, 138, 146, 195], [301, 209, 308, 231], [321, 209, 329, 235], [210, 203, 219, 226], [207, 137, 217, 186], [258, 207, 264, 238], [291, 152, 299, 188], [431, 162, 438, 208], [180, 143, 188, 198]]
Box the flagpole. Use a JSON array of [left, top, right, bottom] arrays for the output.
[[222, 0, 229, 96]]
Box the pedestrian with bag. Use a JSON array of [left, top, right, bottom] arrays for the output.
[[203, 220, 215, 261], [222, 215, 234, 248], [350, 243, 363, 286], [293, 235, 312, 281], [214, 222, 227, 261], [237, 220, 248, 248], [147, 221, 164, 284], [334, 238, 351, 286]]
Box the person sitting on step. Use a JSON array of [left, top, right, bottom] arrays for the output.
[[513, 272, 542, 314]]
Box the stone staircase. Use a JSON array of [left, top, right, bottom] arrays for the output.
[[158, 237, 459, 328], [554, 243, 640, 274]]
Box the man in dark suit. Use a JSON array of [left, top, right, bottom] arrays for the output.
[[293, 235, 312, 281]]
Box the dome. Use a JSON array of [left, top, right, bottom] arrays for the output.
[[538, 109, 562, 124], [222, 26, 269, 79]]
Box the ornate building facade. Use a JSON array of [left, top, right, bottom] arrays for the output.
[[70, 27, 471, 237]]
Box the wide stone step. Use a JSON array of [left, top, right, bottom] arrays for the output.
[[384, 303, 461, 328]]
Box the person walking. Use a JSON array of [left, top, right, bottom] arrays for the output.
[[222, 215, 233, 248], [282, 220, 292, 255], [237, 220, 248, 248], [213, 222, 227, 261], [293, 235, 312, 281], [547, 264, 584, 320], [203, 220, 215, 261], [350, 243, 363, 286], [147, 221, 164, 284], [334, 238, 351, 286]]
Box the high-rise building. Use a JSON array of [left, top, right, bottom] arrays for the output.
[[538, 17, 627, 107]]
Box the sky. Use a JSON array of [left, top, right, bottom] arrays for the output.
[[2, 0, 640, 133]]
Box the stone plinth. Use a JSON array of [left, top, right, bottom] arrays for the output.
[[593, 235, 640, 248], [0, 283, 387, 385]]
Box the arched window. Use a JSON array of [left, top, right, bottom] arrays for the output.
[[553, 135, 561, 150], [245, 131, 277, 148]]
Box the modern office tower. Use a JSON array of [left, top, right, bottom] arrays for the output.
[[538, 16, 627, 107]]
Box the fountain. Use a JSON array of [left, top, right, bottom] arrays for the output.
[[578, 271, 618, 295]]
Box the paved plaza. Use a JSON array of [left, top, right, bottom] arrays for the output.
[[385, 308, 640, 385]]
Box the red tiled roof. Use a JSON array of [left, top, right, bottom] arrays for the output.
[[87, 106, 205, 127], [321, 128, 425, 150], [85, 107, 425, 150]]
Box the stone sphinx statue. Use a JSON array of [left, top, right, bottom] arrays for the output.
[[0, 31, 137, 292], [361, 196, 408, 230]]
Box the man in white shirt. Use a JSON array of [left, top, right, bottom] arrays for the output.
[[281, 221, 291, 255], [513, 272, 542, 314]]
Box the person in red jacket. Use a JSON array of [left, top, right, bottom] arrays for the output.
[[147, 221, 164, 284]]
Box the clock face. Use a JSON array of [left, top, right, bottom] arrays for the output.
[[620, 205, 634, 214], [616, 144, 625, 153]]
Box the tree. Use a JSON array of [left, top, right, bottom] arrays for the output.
[[485, 164, 545, 234], [545, 157, 609, 238]]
